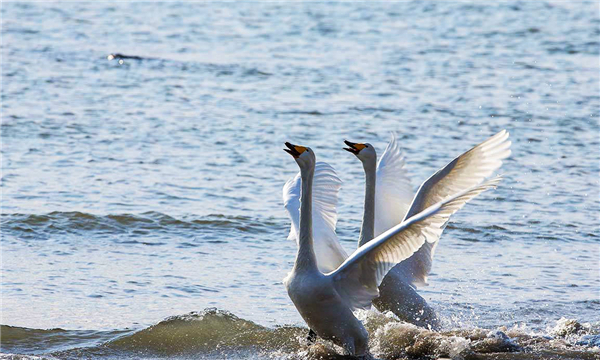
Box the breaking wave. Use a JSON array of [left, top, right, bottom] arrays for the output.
[[2, 308, 599, 359]]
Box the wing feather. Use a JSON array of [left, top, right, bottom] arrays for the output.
[[404, 130, 511, 220], [374, 133, 414, 240], [329, 178, 501, 310], [395, 130, 511, 286], [282, 162, 348, 273], [282, 175, 301, 242]]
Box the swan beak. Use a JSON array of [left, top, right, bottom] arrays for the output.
[[343, 140, 366, 154], [284, 142, 307, 158]]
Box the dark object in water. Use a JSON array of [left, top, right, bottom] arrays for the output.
[[107, 53, 145, 61], [306, 329, 317, 344]]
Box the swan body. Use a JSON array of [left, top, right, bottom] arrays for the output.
[[282, 141, 500, 355], [284, 267, 369, 355]]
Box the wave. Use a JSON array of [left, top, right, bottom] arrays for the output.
[[0, 326, 128, 356], [0, 212, 277, 237], [2, 309, 599, 359]]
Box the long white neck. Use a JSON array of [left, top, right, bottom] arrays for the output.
[[358, 159, 377, 247], [294, 165, 318, 273]]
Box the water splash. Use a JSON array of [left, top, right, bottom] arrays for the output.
[[2, 309, 598, 359]]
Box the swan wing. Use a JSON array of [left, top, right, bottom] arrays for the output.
[[329, 178, 501, 310], [283, 162, 348, 273], [396, 130, 511, 287], [404, 130, 511, 220], [282, 175, 301, 242], [374, 133, 414, 238]]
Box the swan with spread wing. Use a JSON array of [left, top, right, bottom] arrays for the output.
[[283, 131, 511, 334], [343, 130, 511, 328], [282, 141, 500, 356]]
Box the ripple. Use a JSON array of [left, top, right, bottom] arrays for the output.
[[1, 212, 275, 237]]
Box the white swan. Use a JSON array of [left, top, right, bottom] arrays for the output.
[[343, 137, 438, 328], [283, 131, 511, 331], [343, 130, 511, 328], [282, 141, 500, 356]]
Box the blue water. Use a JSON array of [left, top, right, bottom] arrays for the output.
[[2, 2, 599, 359]]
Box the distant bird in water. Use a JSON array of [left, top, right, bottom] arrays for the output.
[[107, 53, 144, 61], [282, 141, 500, 357], [107, 53, 147, 64]]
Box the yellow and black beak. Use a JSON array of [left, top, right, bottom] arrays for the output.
[[343, 140, 366, 155], [284, 142, 308, 159]]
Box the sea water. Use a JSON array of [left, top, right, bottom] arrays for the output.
[[2, 2, 599, 359]]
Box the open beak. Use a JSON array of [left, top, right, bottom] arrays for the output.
[[344, 140, 366, 155], [284, 142, 307, 159]]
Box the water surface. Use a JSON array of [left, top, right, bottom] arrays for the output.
[[2, 1, 599, 359]]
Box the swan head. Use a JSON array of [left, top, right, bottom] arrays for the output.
[[343, 140, 377, 162], [284, 142, 315, 169]]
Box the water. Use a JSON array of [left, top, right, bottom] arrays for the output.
[[1, 1, 599, 359]]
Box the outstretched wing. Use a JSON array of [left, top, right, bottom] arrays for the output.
[[373, 133, 414, 241], [283, 162, 348, 273], [395, 130, 511, 286], [328, 178, 501, 310], [404, 130, 511, 221]]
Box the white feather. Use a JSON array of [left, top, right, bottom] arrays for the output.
[[328, 178, 501, 310], [282, 162, 348, 273], [374, 133, 414, 238], [395, 130, 511, 286]]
